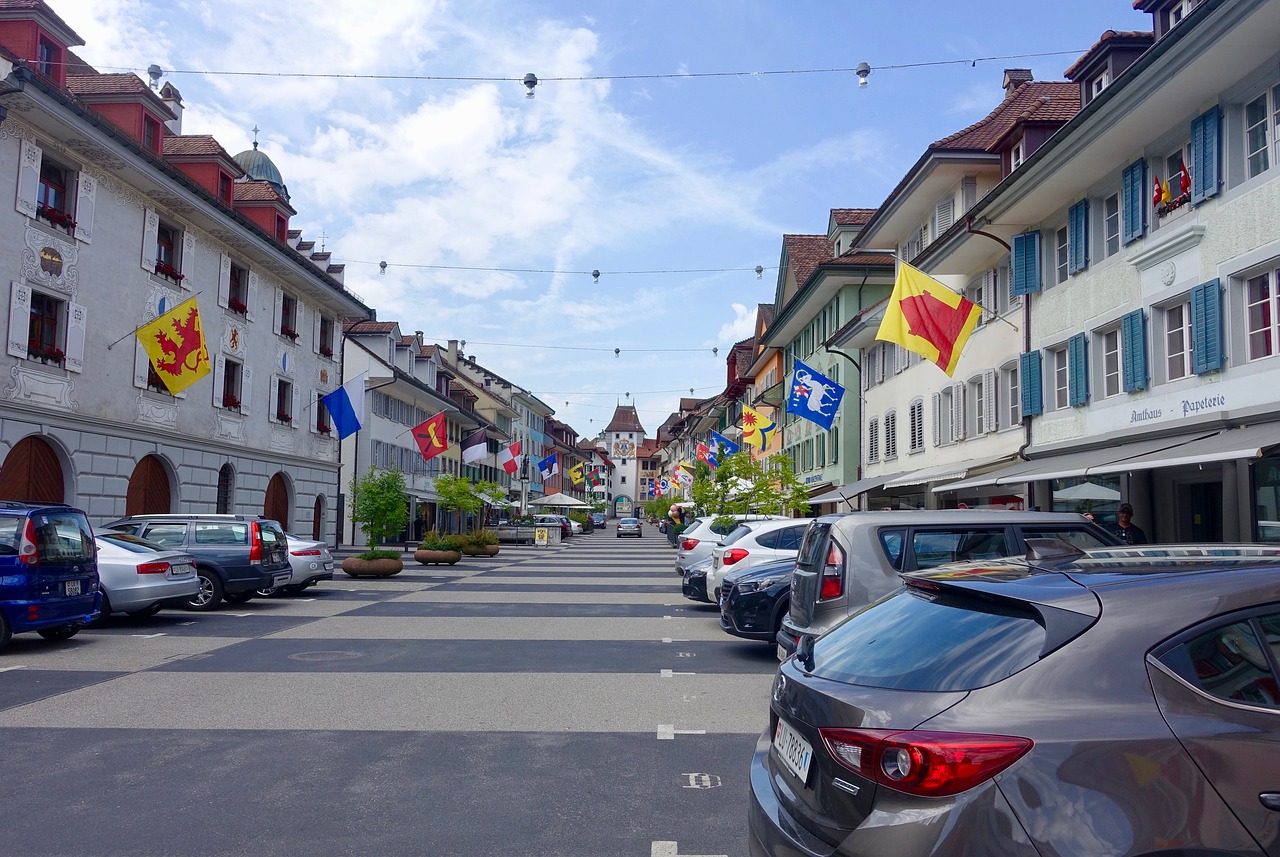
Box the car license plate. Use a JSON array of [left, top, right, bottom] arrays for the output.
[[170, 563, 193, 578], [774, 718, 813, 784], [65, 579, 81, 597], [273, 572, 291, 587], [323, 562, 333, 572], [777, 644, 788, 662]]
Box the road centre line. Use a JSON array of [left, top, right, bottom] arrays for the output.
[[656, 725, 708, 740]]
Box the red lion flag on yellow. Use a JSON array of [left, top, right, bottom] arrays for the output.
[[876, 262, 982, 377], [135, 296, 211, 394]]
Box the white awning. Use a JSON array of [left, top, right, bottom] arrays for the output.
[[1088, 423, 1279, 474], [809, 472, 907, 506], [883, 455, 1008, 490]]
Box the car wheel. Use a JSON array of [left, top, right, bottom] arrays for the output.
[[771, 600, 790, 644], [0, 611, 11, 653], [185, 570, 224, 611], [91, 592, 113, 625], [38, 625, 81, 641], [126, 604, 163, 618], [281, 585, 309, 595], [223, 592, 254, 604]]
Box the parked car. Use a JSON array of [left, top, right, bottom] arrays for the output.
[[590, 512, 606, 529], [707, 518, 810, 602], [751, 542, 1280, 857], [778, 510, 1119, 659], [0, 502, 100, 652], [101, 514, 292, 611], [617, 517, 643, 538], [533, 514, 571, 538], [675, 514, 787, 575], [94, 532, 199, 618], [681, 556, 714, 602], [568, 518, 584, 535], [256, 534, 334, 596], [719, 559, 796, 643]]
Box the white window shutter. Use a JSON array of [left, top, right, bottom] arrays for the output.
[[246, 271, 259, 321], [292, 384, 300, 425], [73, 173, 96, 244], [982, 270, 996, 321], [180, 230, 196, 287], [313, 312, 322, 355], [141, 207, 158, 272], [931, 391, 942, 447], [876, 346, 886, 383], [934, 199, 954, 238], [241, 365, 253, 415], [218, 254, 231, 308], [15, 138, 40, 217], [952, 383, 967, 441], [309, 390, 319, 433], [270, 376, 280, 419], [133, 340, 150, 388], [272, 287, 282, 333], [983, 368, 997, 432], [212, 354, 226, 406], [8, 281, 31, 358], [64, 301, 86, 373]]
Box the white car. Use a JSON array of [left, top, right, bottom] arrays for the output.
[[94, 532, 200, 618], [257, 534, 335, 596], [707, 518, 811, 602], [569, 518, 583, 535], [674, 514, 787, 574]]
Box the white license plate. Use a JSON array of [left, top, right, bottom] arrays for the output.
[[273, 572, 291, 586], [323, 562, 333, 572], [169, 564, 194, 578], [777, 644, 788, 662], [774, 718, 813, 783], [65, 579, 81, 597]]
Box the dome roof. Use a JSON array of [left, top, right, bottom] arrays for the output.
[[232, 143, 289, 201]]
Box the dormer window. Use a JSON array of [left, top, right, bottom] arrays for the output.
[[1090, 70, 1110, 99], [218, 172, 233, 205], [1010, 140, 1026, 170], [36, 38, 60, 78], [143, 117, 161, 153]]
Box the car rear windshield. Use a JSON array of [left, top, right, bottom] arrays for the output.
[[29, 510, 95, 563], [99, 532, 166, 553], [811, 587, 1048, 691], [795, 522, 829, 569], [720, 524, 753, 545]]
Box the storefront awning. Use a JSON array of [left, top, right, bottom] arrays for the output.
[[1088, 423, 1279, 474], [808, 471, 907, 506], [883, 455, 1008, 490]]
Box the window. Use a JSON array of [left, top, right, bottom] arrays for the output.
[[1165, 300, 1193, 380], [16, 140, 94, 240], [969, 372, 991, 435], [1002, 362, 1020, 428], [318, 315, 335, 359], [1101, 327, 1122, 397], [218, 172, 233, 205], [1068, 200, 1089, 275], [1090, 70, 1110, 99], [1055, 226, 1069, 285], [228, 263, 248, 314], [146, 211, 187, 284], [37, 160, 68, 223], [908, 399, 924, 453], [867, 419, 879, 463], [278, 292, 299, 340], [1158, 615, 1280, 708], [620, 476, 626, 485], [884, 410, 898, 460], [1246, 269, 1279, 360], [1051, 346, 1070, 410], [1010, 140, 1025, 170], [36, 38, 60, 78], [1103, 192, 1121, 258], [28, 291, 60, 358], [143, 117, 161, 153], [1244, 87, 1280, 181], [7, 283, 85, 371], [214, 355, 250, 414], [273, 378, 294, 425]]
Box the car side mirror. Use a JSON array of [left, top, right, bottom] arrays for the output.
[[795, 634, 816, 672]]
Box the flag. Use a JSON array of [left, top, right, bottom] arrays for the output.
[[741, 405, 778, 450], [461, 428, 488, 464], [875, 262, 982, 377], [1179, 160, 1192, 196], [787, 359, 846, 431], [135, 296, 211, 395], [658, 477, 671, 495], [1161, 179, 1172, 204], [538, 453, 559, 479], [709, 431, 739, 457], [497, 440, 521, 475], [320, 372, 366, 439], [696, 443, 712, 466], [412, 413, 449, 462], [674, 463, 694, 486], [1152, 173, 1163, 206], [587, 469, 604, 488], [569, 462, 585, 485]]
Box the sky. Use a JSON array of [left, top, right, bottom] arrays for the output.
[[56, 0, 1150, 440]]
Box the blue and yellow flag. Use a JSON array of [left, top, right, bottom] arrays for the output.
[[741, 405, 777, 450]]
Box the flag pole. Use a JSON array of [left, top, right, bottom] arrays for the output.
[[106, 289, 207, 350]]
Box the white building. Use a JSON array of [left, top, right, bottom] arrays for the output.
[[602, 404, 646, 517]]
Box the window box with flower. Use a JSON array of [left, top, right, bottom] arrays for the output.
[[317, 424, 332, 436], [28, 345, 65, 366], [279, 325, 299, 342], [36, 204, 76, 233], [319, 344, 334, 359], [222, 393, 241, 410], [227, 297, 248, 315], [276, 411, 293, 425], [154, 260, 185, 284]]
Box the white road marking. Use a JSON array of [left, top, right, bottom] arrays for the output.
[[226, 613, 253, 618], [660, 638, 690, 643], [131, 633, 166, 638], [656, 725, 708, 740], [650, 842, 727, 857], [0, 665, 26, 672], [660, 669, 695, 677]]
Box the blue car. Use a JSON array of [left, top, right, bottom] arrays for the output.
[[0, 502, 100, 652]]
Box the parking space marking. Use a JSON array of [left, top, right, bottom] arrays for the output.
[[0, 665, 26, 672], [656, 725, 707, 740], [650, 842, 726, 857], [659, 669, 695, 677], [660, 638, 689, 643], [130, 633, 166, 639]]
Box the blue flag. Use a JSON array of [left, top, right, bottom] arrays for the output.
[[538, 452, 559, 479], [786, 359, 845, 431], [709, 430, 739, 459], [320, 373, 366, 439]]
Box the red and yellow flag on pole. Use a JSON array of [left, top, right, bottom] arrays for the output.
[[135, 296, 211, 395], [412, 413, 449, 462], [875, 262, 982, 377]]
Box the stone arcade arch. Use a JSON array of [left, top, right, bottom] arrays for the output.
[[264, 472, 291, 529]]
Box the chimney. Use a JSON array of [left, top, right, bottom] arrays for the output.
[[1003, 68, 1033, 97], [447, 339, 459, 362], [159, 82, 183, 135]]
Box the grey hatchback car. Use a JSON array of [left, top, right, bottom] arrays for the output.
[[752, 543, 1280, 857]]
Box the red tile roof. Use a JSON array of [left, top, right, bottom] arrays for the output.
[[783, 234, 832, 288], [605, 404, 646, 434], [932, 81, 1079, 151], [344, 320, 399, 334], [757, 303, 775, 329], [233, 181, 286, 203], [1062, 30, 1154, 79], [830, 208, 876, 226], [67, 73, 175, 118]]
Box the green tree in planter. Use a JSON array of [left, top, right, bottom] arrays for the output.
[[434, 473, 483, 532], [691, 450, 809, 530], [349, 467, 410, 549]]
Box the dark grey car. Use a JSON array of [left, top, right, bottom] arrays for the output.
[[750, 543, 1280, 857]]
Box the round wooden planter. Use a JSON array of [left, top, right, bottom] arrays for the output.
[[413, 549, 462, 566], [460, 544, 500, 557], [341, 557, 404, 578]]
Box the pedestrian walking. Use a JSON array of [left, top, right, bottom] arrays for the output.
[[667, 504, 688, 548], [1108, 503, 1149, 545]]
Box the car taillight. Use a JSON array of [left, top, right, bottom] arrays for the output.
[[819, 728, 1032, 797], [722, 548, 750, 566], [818, 540, 845, 600], [291, 548, 322, 556], [249, 521, 262, 562], [680, 538, 699, 551], [136, 561, 170, 575], [19, 518, 39, 566]]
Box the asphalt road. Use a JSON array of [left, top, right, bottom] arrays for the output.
[[0, 530, 779, 857]]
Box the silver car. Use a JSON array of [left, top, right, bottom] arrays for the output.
[[257, 534, 334, 596], [616, 517, 643, 538], [94, 532, 199, 618]]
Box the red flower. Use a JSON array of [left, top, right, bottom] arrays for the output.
[[228, 297, 248, 315], [222, 393, 241, 410]]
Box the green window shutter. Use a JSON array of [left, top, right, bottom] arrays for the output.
[[1190, 106, 1222, 204], [1191, 279, 1224, 374], [1068, 200, 1089, 275], [1121, 309, 1148, 392], [1067, 333, 1089, 406], [1121, 159, 1146, 244], [1019, 351, 1043, 417], [1010, 231, 1042, 296]]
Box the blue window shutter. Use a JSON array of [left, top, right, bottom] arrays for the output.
[[1121, 309, 1148, 392], [1191, 279, 1224, 374], [1067, 332, 1089, 406], [1068, 200, 1089, 274], [1121, 159, 1146, 244], [1019, 351, 1043, 417], [1010, 232, 1041, 296], [1190, 106, 1222, 204]]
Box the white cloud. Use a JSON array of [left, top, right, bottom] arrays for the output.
[[717, 303, 757, 346]]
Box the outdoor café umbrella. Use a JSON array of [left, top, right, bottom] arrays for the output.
[[1054, 481, 1121, 502], [529, 492, 591, 509]]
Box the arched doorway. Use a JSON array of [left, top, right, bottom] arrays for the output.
[[216, 463, 235, 513], [126, 454, 171, 515], [264, 473, 290, 529], [0, 435, 64, 502], [312, 495, 324, 541]]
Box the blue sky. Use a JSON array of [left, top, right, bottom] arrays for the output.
[[61, 0, 1149, 438]]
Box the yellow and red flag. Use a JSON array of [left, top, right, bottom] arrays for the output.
[[569, 462, 585, 485], [412, 413, 449, 462], [875, 262, 982, 377], [135, 296, 210, 395], [741, 405, 777, 450]]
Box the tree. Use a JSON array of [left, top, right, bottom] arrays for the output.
[[349, 467, 409, 548], [691, 450, 810, 529], [434, 473, 484, 532]]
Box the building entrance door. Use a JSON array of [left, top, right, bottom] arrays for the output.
[[1177, 481, 1223, 542]]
